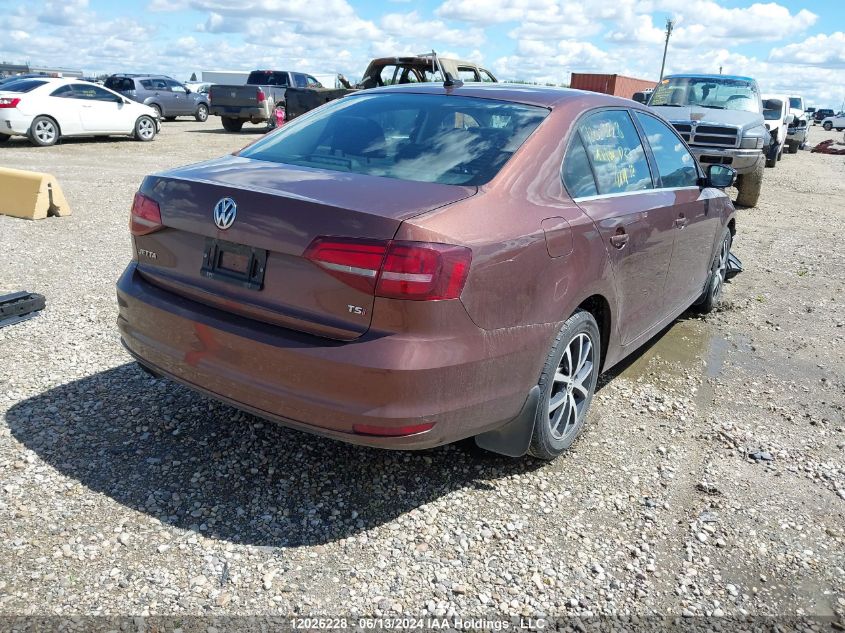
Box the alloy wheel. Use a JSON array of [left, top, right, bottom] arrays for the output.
[[711, 234, 730, 301], [35, 120, 56, 144], [138, 118, 155, 140], [548, 332, 594, 440]]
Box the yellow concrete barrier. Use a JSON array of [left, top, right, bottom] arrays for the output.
[[0, 167, 70, 220]]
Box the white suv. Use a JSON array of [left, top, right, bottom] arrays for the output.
[[821, 112, 845, 131], [785, 95, 809, 153]]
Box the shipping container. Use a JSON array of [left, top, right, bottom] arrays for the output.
[[569, 73, 656, 99]]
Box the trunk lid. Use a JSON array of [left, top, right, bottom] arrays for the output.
[[134, 155, 475, 340]]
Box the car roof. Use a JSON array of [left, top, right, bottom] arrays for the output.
[[664, 73, 756, 82], [368, 56, 485, 68], [359, 82, 636, 109]]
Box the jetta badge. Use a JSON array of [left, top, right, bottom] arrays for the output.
[[213, 197, 237, 230]]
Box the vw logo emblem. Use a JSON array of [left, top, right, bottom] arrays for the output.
[[213, 197, 237, 230]]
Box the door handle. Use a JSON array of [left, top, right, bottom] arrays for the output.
[[675, 216, 689, 229], [610, 231, 629, 249]]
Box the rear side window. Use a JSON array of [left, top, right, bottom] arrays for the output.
[[635, 112, 699, 188], [0, 79, 48, 93], [562, 135, 598, 198], [240, 93, 548, 186], [579, 110, 653, 194], [50, 85, 75, 98]]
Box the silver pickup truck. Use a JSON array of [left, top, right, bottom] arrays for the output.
[[209, 70, 323, 132], [649, 74, 769, 207]]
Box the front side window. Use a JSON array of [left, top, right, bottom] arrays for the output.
[[239, 93, 548, 186], [167, 80, 187, 93], [562, 135, 598, 198], [650, 76, 760, 113], [293, 73, 307, 88], [634, 112, 699, 188], [579, 110, 653, 194]]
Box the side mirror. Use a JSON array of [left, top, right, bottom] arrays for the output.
[[185, 87, 192, 94], [706, 164, 736, 189]]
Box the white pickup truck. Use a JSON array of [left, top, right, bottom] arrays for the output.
[[762, 94, 788, 167], [785, 95, 809, 153]]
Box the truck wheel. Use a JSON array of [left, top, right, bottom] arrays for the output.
[[788, 141, 799, 154], [777, 145, 783, 161], [823, 121, 832, 131], [735, 158, 764, 208], [195, 104, 208, 122], [221, 117, 244, 132]]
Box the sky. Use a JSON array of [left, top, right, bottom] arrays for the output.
[[0, 0, 843, 107]]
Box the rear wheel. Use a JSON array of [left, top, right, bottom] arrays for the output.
[[695, 229, 732, 314], [528, 310, 601, 460], [221, 117, 244, 132], [765, 147, 777, 168], [735, 158, 763, 207], [28, 116, 60, 147], [195, 104, 209, 122], [134, 116, 156, 142]]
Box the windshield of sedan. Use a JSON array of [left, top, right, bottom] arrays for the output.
[[0, 79, 49, 93], [650, 77, 760, 113], [240, 93, 549, 186]]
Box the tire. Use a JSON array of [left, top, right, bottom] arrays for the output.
[[28, 116, 60, 147], [528, 310, 601, 460], [149, 104, 162, 119], [823, 122, 832, 131], [789, 142, 800, 154], [837, 128, 844, 132], [221, 117, 244, 132], [695, 229, 732, 314], [735, 158, 763, 208], [134, 116, 156, 142], [195, 104, 208, 122], [0, 133, 10, 143]]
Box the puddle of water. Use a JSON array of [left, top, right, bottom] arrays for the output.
[[618, 318, 728, 383]]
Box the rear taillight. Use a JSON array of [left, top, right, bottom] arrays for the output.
[[0, 97, 20, 109], [130, 192, 163, 236], [257, 89, 266, 103], [304, 237, 471, 301]]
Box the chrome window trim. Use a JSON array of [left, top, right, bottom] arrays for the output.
[[573, 185, 700, 203]]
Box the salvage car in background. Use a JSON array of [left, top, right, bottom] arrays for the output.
[[785, 95, 809, 154], [762, 94, 788, 166], [648, 74, 768, 207], [105, 74, 210, 122], [821, 112, 845, 131], [0, 77, 159, 146], [117, 84, 737, 460]]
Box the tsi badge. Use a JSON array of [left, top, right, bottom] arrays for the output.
[[347, 305, 366, 315], [213, 197, 237, 230]]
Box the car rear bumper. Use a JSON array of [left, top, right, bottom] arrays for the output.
[[0, 112, 32, 136], [209, 106, 267, 120], [690, 147, 763, 173], [116, 264, 551, 450]]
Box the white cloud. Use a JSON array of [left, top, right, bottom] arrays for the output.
[[380, 11, 486, 47], [769, 31, 845, 68]]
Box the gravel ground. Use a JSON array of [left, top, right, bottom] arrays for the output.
[[0, 120, 843, 622]]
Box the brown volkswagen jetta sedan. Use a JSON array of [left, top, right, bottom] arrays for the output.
[[117, 83, 737, 459]]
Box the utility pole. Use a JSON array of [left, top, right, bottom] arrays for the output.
[[658, 18, 674, 82], [719, 66, 723, 75]]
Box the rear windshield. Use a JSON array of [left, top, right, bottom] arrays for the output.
[[247, 71, 289, 86], [105, 77, 135, 92], [0, 79, 48, 93], [240, 93, 548, 186]]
